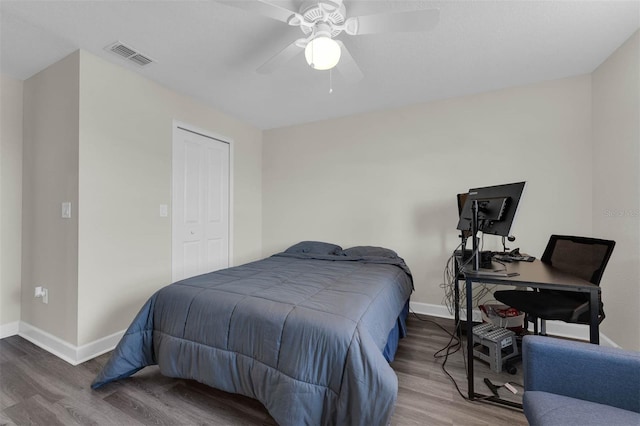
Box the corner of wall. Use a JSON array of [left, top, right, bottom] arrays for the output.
[[21, 51, 81, 346], [591, 30, 640, 351], [0, 74, 24, 332]]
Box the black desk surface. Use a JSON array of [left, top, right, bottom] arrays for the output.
[[461, 259, 600, 293]]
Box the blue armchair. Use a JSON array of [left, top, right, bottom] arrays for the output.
[[523, 335, 640, 426]]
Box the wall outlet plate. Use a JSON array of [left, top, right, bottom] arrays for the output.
[[34, 286, 49, 304]]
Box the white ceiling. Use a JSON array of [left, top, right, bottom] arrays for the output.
[[1, 0, 638, 130]]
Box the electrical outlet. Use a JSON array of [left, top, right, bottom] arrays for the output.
[[34, 286, 49, 304]]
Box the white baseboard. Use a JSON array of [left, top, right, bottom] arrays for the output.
[[409, 301, 618, 348], [17, 322, 124, 365], [19, 322, 78, 364], [0, 321, 20, 339], [76, 329, 126, 364], [410, 301, 484, 322]]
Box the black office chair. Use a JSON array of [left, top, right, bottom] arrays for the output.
[[494, 235, 616, 336]]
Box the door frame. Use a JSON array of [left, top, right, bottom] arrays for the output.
[[171, 120, 234, 280]]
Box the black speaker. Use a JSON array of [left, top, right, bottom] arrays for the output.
[[480, 251, 493, 269]]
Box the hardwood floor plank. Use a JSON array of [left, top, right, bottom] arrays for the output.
[[161, 382, 276, 425], [3, 395, 65, 426], [104, 390, 183, 426], [54, 394, 146, 426], [39, 397, 100, 426], [184, 380, 277, 422], [16, 349, 91, 392], [0, 409, 18, 426], [78, 353, 111, 376], [0, 363, 43, 410], [0, 337, 48, 361], [0, 341, 27, 364], [3, 351, 152, 425]]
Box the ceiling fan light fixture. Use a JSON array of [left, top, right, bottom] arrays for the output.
[[304, 36, 341, 70]]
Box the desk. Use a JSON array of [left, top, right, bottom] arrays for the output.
[[457, 259, 601, 407]]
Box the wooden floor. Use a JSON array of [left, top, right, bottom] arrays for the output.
[[0, 314, 527, 425]]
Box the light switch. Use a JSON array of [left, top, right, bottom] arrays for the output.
[[159, 204, 168, 217], [61, 202, 71, 219]]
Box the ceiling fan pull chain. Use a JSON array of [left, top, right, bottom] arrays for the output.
[[310, 39, 315, 68], [329, 68, 333, 94]]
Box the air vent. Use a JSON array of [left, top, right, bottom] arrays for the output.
[[129, 54, 153, 66], [105, 41, 155, 67], [110, 43, 136, 58]]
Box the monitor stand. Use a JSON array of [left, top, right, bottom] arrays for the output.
[[467, 200, 519, 277]]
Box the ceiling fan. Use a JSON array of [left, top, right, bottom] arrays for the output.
[[221, 0, 439, 81]]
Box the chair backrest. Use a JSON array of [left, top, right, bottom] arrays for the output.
[[541, 235, 616, 286]]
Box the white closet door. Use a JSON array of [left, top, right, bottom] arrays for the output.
[[172, 126, 230, 282]]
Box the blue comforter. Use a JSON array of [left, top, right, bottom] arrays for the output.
[[92, 252, 413, 425]]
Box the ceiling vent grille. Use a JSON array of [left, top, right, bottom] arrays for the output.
[[129, 54, 153, 66], [105, 41, 155, 67]]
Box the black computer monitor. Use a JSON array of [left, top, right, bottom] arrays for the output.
[[456, 181, 526, 237]]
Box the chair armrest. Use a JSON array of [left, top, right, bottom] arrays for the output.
[[523, 335, 640, 413]]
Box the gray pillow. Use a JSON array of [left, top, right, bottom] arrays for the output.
[[343, 246, 398, 258], [284, 241, 343, 255]]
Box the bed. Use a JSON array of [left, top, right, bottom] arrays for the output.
[[92, 241, 413, 425]]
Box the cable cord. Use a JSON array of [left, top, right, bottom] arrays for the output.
[[409, 310, 498, 402], [417, 236, 525, 405], [439, 242, 496, 318]]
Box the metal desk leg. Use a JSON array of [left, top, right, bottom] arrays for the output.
[[454, 277, 461, 338], [462, 276, 523, 410], [466, 277, 474, 399], [590, 290, 600, 344]]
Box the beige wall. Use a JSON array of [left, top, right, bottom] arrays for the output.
[[263, 75, 593, 305], [76, 51, 262, 345], [592, 30, 640, 350], [22, 52, 80, 344], [0, 75, 24, 329], [18, 50, 262, 348]]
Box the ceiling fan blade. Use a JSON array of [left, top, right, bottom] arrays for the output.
[[219, 0, 299, 23], [348, 8, 439, 35], [257, 40, 303, 74], [335, 40, 363, 83]]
